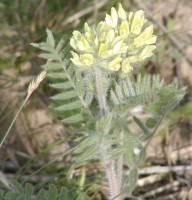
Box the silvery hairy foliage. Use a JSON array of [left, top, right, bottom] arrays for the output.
[[32, 4, 186, 200]]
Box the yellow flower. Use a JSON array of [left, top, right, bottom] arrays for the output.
[[139, 45, 156, 61], [98, 43, 108, 58], [70, 3, 157, 74], [118, 3, 127, 20], [80, 54, 94, 66], [108, 57, 122, 71], [106, 30, 115, 43], [131, 10, 145, 35], [134, 25, 157, 47], [112, 36, 125, 54], [71, 52, 93, 67], [121, 59, 133, 74], [105, 7, 118, 28], [119, 21, 129, 38]]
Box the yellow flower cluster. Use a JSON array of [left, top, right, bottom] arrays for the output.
[[70, 4, 157, 74]]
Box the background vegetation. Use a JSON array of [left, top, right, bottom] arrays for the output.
[[0, 0, 191, 199]]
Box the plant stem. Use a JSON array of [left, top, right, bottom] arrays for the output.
[[94, 68, 120, 199], [117, 155, 123, 192], [117, 130, 124, 193], [95, 68, 107, 116], [106, 161, 121, 200]]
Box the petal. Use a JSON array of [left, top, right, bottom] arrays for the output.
[[129, 12, 133, 22], [98, 43, 108, 58], [118, 3, 127, 20], [81, 54, 94, 66], [139, 45, 156, 60], [113, 39, 124, 54], [131, 10, 145, 35], [111, 7, 118, 27], [120, 21, 129, 38], [71, 51, 82, 66], [106, 29, 115, 42], [105, 14, 113, 27], [78, 36, 90, 51], [108, 57, 122, 71], [134, 25, 155, 47], [105, 7, 118, 28], [84, 23, 91, 33], [70, 38, 77, 49], [121, 59, 133, 74]]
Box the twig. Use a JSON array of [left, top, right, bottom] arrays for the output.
[[62, 0, 109, 26], [138, 165, 192, 175], [137, 174, 162, 187], [170, 146, 192, 163], [134, 0, 192, 66], [140, 180, 180, 198], [156, 192, 181, 200]]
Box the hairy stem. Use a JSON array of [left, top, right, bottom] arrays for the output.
[[95, 68, 120, 199], [95, 68, 107, 116], [106, 162, 119, 199], [117, 130, 124, 193], [117, 155, 123, 192]]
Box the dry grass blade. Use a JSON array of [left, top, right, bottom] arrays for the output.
[[27, 70, 47, 97], [0, 70, 47, 148]]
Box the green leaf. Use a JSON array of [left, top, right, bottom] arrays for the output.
[[111, 90, 120, 105], [31, 42, 55, 52], [62, 113, 83, 123], [56, 101, 82, 111], [12, 180, 23, 193], [46, 28, 55, 47], [75, 71, 85, 96], [66, 64, 75, 77], [51, 91, 77, 100], [56, 36, 67, 52], [133, 116, 151, 135], [25, 183, 34, 198], [42, 63, 63, 70], [128, 168, 138, 189], [59, 187, 68, 200], [39, 53, 60, 60], [50, 82, 72, 89], [5, 192, 20, 200], [124, 130, 141, 168], [84, 92, 93, 106], [146, 118, 157, 129], [115, 83, 124, 102], [76, 192, 89, 200], [37, 189, 46, 200], [47, 184, 57, 200], [16, 195, 24, 200], [47, 72, 67, 80]]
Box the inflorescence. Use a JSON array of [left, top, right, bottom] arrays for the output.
[[70, 4, 157, 75]]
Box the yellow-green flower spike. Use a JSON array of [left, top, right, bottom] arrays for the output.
[[70, 3, 157, 74]]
